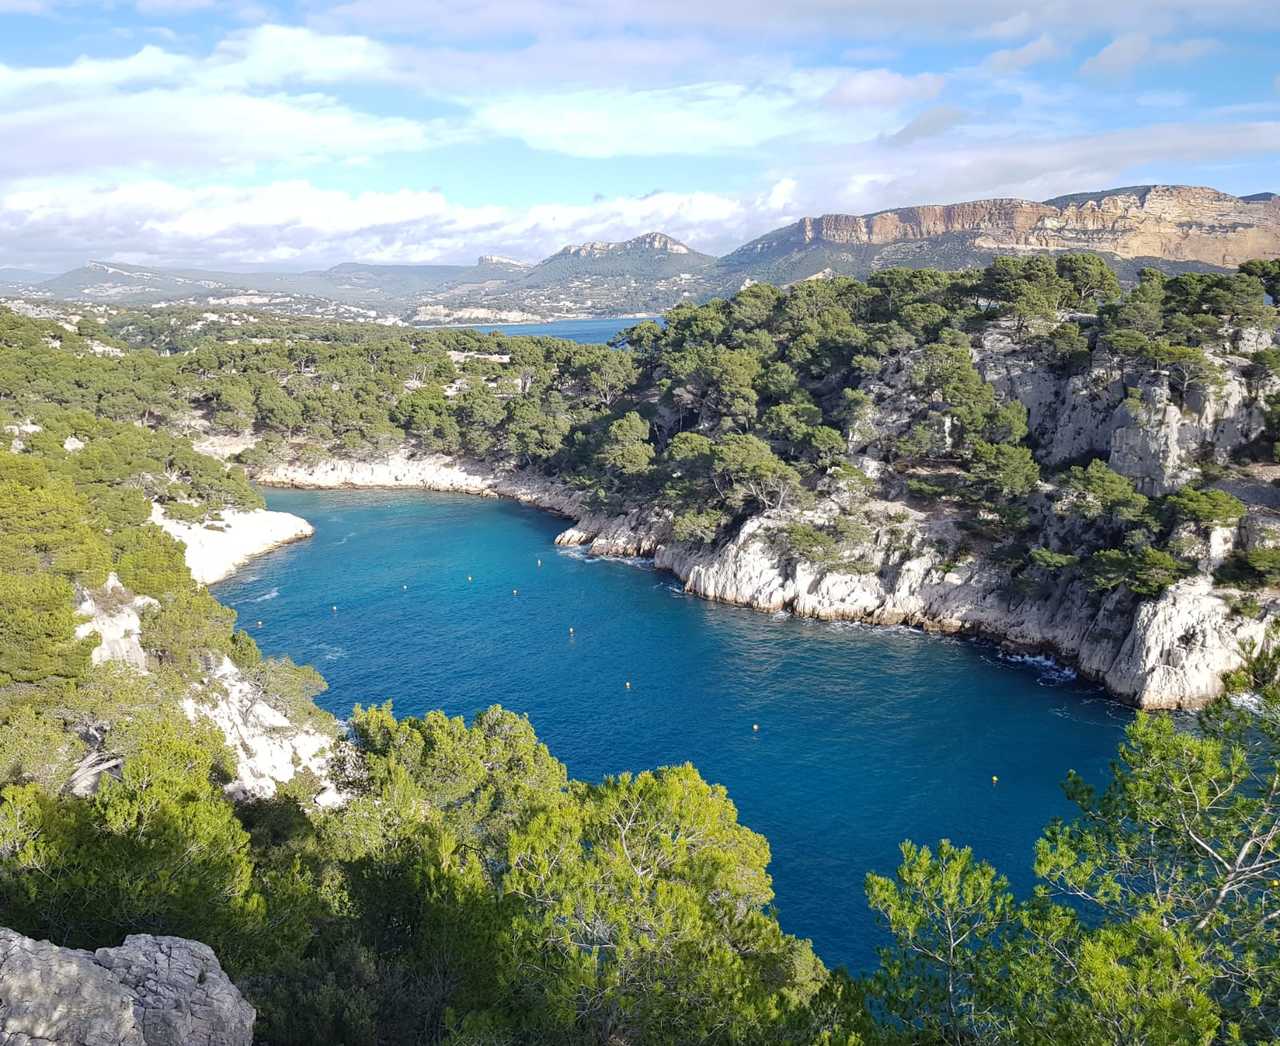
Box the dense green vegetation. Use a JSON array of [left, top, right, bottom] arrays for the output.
[[2, 259, 1280, 1043], [10, 258, 1275, 606]]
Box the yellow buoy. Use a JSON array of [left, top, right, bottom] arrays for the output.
[[992, 776, 999, 785]]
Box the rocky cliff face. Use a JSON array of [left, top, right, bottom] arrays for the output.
[[722, 186, 1280, 278], [547, 488, 1265, 711], [151, 504, 314, 586], [0, 929, 254, 1046], [76, 579, 341, 806], [257, 444, 1265, 709]]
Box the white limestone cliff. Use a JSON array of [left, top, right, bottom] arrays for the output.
[[186, 656, 343, 807], [259, 447, 1264, 710], [150, 503, 314, 585], [74, 573, 155, 672], [76, 580, 340, 805]]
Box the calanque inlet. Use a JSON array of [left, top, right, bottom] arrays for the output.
[[3, 254, 1280, 1044]]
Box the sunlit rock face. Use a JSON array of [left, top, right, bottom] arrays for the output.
[[730, 186, 1280, 270]]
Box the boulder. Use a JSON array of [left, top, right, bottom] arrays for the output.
[[0, 929, 254, 1046]]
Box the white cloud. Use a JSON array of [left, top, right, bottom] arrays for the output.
[[823, 69, 944, 107], [471, 72, 923, 158], [0, 26, 404, 100], [1080, 33, 1220, 78], [0, 46, 188, 96], [199, 25, 402, 89], [0, 88, 436, 178], [809, 120, 1280, 217], [0, 179, 775, 269], [318, 0, 1272, 40], [761, 178, 799, 212], [985, 34, 1060, 73], [0, 28, 450, 180], [4, 115, 1277, 272], [977, 13, 1035, 40], [886, 105, 967, 145]]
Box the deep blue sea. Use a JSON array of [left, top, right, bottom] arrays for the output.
[[213, 489, 1131, 972], [460, 317, 644, 343]]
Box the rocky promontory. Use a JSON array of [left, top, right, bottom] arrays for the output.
[[151, 503, 314, 585]]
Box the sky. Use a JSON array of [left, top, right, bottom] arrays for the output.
[[0, 0, 1277, 272]]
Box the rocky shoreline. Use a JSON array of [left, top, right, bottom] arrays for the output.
[[251, 451, 1263, 710]]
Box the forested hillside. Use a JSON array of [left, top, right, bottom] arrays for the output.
[[2, 259, 1280, 1043]]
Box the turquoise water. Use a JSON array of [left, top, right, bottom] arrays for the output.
[[462, 317, 644, 342], [213, 489, 1131, 971]]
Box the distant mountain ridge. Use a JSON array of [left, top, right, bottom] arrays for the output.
[[8, 185, 1278, 323]]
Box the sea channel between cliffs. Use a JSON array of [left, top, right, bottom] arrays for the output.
[[210, 478, 1132, 972], [243, 450, 1251, 710]]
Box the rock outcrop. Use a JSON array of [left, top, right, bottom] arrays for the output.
[[187, 657, 343, 807], [256, 451, 586, 518], [151, 504, 314, 585], [975, 323, 1275, 496], [723, 186, 1280, 278], [75, 573, 155, 672], [0, 928, 254, 1046], [77, 581, 342, 806]]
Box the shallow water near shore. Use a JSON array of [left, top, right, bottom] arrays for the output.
[[214, 488, 1131, 972]]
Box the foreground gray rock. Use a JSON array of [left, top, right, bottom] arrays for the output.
[[0, 929, 254, 1046]]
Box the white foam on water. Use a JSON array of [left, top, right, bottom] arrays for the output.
[[995, 651, 1077, 687]]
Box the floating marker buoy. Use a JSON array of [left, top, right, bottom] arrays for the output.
[[331, 605, 337, 612], [467, 575, 472, 582], [513, 588, 518, 596], [537, 559, 542, 567], [568, 627, 574, 635], [992, 776, 999, 785], [752, 723, 759, 732], [256, 620, 262, 628], [625, 681, 631, 689], [402, 584, 407, 590]]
